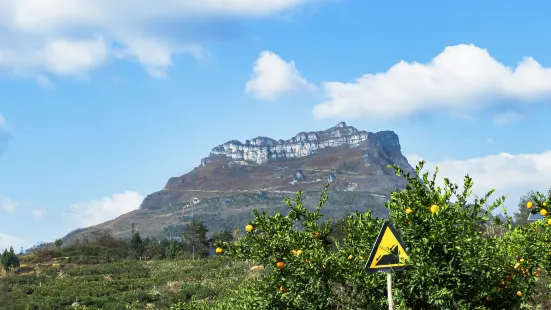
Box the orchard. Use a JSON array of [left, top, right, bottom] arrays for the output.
[[212, 161, 551, 309]]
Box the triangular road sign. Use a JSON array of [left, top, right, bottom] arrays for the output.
[[365, 221, 411, 273]]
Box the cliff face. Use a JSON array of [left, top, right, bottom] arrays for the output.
[[204, 122, 405, 166]]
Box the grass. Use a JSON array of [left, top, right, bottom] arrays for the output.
[[0, 257, 253, 310]]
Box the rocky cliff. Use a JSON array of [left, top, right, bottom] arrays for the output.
[[203, 122, 404, 166]]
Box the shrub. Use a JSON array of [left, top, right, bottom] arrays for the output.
[[218, 161, 551, 309]]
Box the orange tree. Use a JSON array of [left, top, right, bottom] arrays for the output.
[[216, 185, 391, 309], [215, 161, 551, 309], [387, 161, 550, 309]]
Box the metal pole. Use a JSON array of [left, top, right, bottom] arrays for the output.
[[192, 201, 195, 261], [387, 272, 394, 310]]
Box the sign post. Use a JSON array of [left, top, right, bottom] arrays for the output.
[[387, 272, 393, 309], [365, 221, 411, 310]]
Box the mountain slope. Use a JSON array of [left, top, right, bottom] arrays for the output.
[[62, 122, 414, 242]]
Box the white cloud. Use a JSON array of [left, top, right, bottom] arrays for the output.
[[246, 50, 317, 101], [42, 36, 108, 76], [313, 44, 551, 120], [493, 111, 523, 125], [405, 151, 551, 214], [0, 0, 318, 79], [31, 208, 46, 220], [0, 232, 24, 252], [1, 198, 18, 213], [63, 190, 144, 228]]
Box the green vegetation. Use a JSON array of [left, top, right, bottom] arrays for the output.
[[0, 247, 19, 273], [3, 160, 551, 309], [0, 257, 250, 309]]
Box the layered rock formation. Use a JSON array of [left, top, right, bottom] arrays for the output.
[[204, 122, 407, 167]]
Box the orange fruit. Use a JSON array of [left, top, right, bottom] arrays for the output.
[[548, 219, 551, 225], [305, 259, 311, 263], [408, 221, 412, 225], [313, 232, 320, 239], [276, 261, 285, 269], [348, 255, 353, 260], [485, 296, 492, 302], [406, 208, 413, 214], [527, 201, 533, 209], [215, 247, 224, 254], [519, 258, 525, 263], [534, 272, 539, 278], [245, 224, 254, 233], [516, 291, 522, 297], [430, 204, 439, 214], [514, 263, 520, 269], [544, 202, 548, 207], [541, 209, 548, 216], [296, 250, 302, 256], [291, 250, 297, 256], [280, 286, 288, 293]]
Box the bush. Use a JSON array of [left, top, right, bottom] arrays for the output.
[[218, 161, 551, 309]]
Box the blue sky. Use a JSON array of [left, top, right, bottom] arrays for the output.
[[1, 0, 551, 250]]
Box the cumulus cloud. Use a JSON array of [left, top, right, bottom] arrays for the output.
[[63, 190, 144, 228], [0, 0, 318, 79], [1, 198, 18, 213], [313, 44, 551, 120], [246, 50, 317, 101], [0, 232, 24, 252], [405, 151, 551, 214]]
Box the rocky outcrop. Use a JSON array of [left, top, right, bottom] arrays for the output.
[[137, 122, 414, 210], [208, 122, 375, 165]]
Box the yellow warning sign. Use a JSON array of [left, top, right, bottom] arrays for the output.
[[365, 221, 411, 273]]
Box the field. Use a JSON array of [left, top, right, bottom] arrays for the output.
[[0, 257, 253, 309]]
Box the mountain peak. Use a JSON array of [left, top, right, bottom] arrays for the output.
[[330, 121, 347, 129]]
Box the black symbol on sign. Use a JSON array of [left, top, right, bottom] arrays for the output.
[[375, 245, 399, 266]]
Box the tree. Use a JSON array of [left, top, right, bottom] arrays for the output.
[[211, 228, 234, 246], [165, 240, 180, 260], [514, 190, 536, 225], [0, 247, 19, 274], [0, 249, 8, 273], [54, 239, 63, 249], [181, 219, 210, 257], [222, 162, 548, 309], [8, 247, 19, 270], [144, 237, 164, 259], [130, 232, 144, 258]]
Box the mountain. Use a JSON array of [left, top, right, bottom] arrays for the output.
[[62, 122, 415, 242]]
